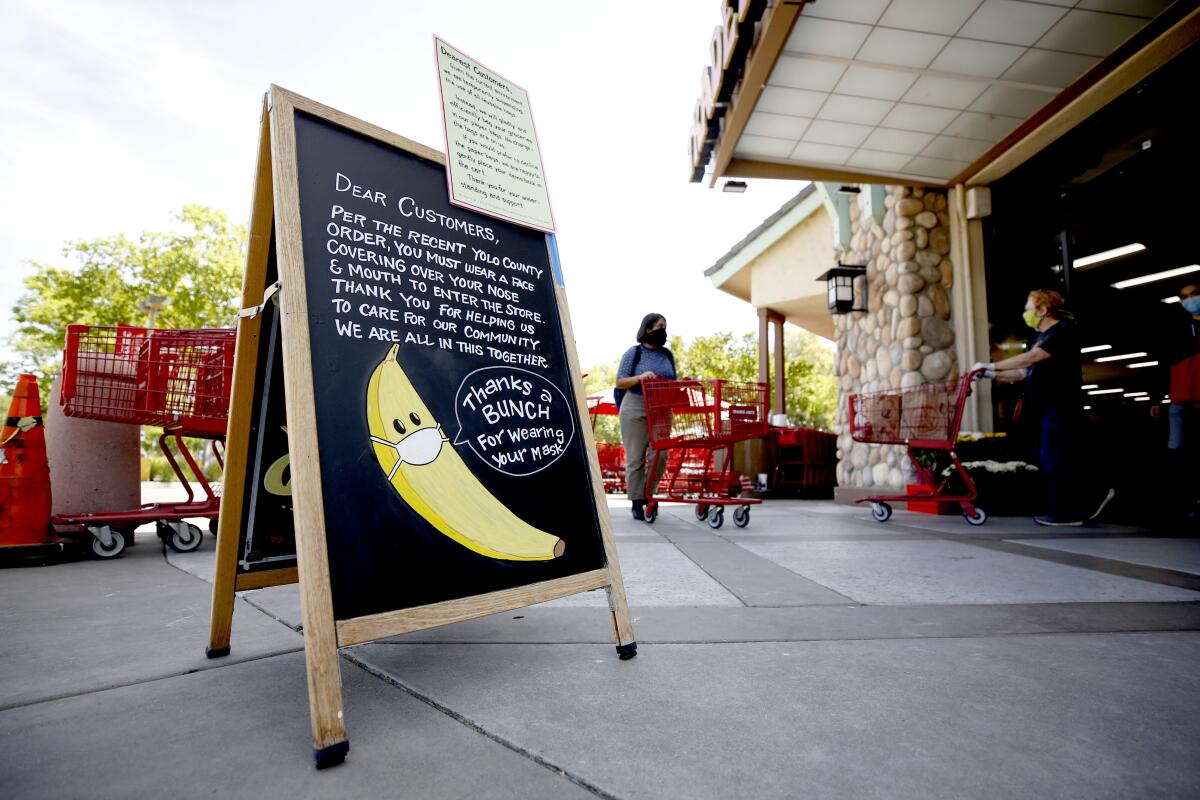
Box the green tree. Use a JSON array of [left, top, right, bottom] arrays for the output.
[[6, 205, 245, 390], [4, 206, 246, 479], [670, 328, 837, 431]]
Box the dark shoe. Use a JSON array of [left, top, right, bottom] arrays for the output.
[[1034, 515, 1083, 527], [631, 501, 645, 521], [1087, 488, 1115, 522]]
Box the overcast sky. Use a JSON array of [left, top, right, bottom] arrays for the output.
[[0, 0, 814, 369]]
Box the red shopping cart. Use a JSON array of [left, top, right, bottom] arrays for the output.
[[586, 392, 626, 493], [848, 369, 987, 526], [642, 379, 768, 529], [51, 324, 236, 557]]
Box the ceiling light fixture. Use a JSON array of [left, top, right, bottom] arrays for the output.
[[722, 180, 748, 193], [1073, 243, 1145, 269], [1134, 396, 1151, 401], [1094, 351, 1147, 362], [1127, 361, 1159, 368], [1088, 388, 1124, 395], [1111, 264, 1200, 289], [1081, 384, 1098, 390], [1123, 391, 1147, 397], [1163, 296, 1180, 304], [1080, 345, 1111, 353]]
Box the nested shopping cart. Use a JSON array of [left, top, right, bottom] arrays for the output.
[[586, 393, 626, 493], [51, 324, 236, 557], [848, 369, 987, 526], [642, 379, 768, 529]]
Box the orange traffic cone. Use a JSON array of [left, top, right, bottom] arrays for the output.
[[0, 374, 55, 550]]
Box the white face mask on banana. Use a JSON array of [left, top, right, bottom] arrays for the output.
[[371, 425, 446, 478]]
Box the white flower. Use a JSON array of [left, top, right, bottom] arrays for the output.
[[941, 460, 1037, 476]]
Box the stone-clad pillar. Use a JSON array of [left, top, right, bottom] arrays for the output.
[[833, 186, 958, 491]]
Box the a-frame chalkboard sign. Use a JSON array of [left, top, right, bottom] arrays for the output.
[[206, 86, 635, 768]]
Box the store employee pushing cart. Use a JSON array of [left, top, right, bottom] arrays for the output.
[[973, 289, 1112, 527]]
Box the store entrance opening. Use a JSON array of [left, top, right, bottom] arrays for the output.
[[983, 40, 1199, 525]]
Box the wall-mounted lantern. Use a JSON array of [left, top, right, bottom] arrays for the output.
[[815, 262, 867, 314]]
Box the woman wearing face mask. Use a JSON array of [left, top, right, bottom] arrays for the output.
[[614, 313, 677, 521], [974, 289, 1104, 526]]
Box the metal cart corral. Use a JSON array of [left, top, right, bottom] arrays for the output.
[[51, 325, 236, 557]]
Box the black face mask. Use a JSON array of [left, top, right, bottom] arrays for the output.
[[644, 329, 667, 347]]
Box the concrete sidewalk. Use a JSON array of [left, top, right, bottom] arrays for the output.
[[2, 486, 1198, 798]]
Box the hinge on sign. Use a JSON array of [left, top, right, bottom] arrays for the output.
[[238, 281, 281, 319]]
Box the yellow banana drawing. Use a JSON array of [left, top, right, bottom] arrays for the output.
[[365, 344, 565, 561]]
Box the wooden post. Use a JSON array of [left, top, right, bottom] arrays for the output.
[[268, 86, 349, 768], [547, 235, 635, 657], [772, 315, 786, 418], [207, 97, 275, 659], [757, 307, 770, 388]]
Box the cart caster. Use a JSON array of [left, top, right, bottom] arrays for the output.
[[644, 503, 658, 524], [209, 517, 219, 536], [707, 508, 724, 529], [164, 521, 204, 553], [89, 526, 126, 559], [963, 506, 988, 526], [871, 502, 893, 522], [733, 505, 750, 528], [694, 504, 709, 521]]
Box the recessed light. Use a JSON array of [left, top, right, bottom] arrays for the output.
[[1080, 345, 1111, 353], [722, 180, 748, 193], [1112, 264, 1200, 289], [1083, 405, 1092, 410], [1073, 243, 1145, 270], [1134, 396, 1151, 402], [1123, 391, 1147, 397], [1163, 296, 1180, 304], [1094, 352, 1147, 362], [1128, 361, 1159, 368], [1088, 388, 1124, 395], [1081, 384, 1098, 390]]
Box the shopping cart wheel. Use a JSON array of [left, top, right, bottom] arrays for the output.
[[165, 521, 204, 553], [694, 504, 709, 521], [209, 517, 219, 536], [644, 504, 658, 524], [707, 508, 724, 529], [963, 506, 988, 526], [870, 502, 893, 522], [733, 506, 750, 528], [89, 528, 126, 559]]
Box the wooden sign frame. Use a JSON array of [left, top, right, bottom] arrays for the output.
[[206, 86, 635, 769]]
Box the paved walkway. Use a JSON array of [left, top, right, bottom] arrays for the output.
[[2, 485, 1197, 798]]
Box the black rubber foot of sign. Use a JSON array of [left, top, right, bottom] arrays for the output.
[[616, 642, 638, 660], [314, 741, 350, 770], [205, 646, 231, 659]]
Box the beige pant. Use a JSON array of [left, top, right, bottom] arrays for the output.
[[619, 391, 665, 501]]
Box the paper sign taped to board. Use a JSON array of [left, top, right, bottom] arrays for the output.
[[434, 36, 556, 233]]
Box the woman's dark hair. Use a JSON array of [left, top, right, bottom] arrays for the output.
[[635, 313, 666, 343]]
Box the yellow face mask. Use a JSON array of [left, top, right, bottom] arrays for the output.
[[1022, 310, 1042, 330]]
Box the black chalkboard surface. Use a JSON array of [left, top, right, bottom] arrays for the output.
[[291, 110, 606, 620], [234, 241, 298, 575]]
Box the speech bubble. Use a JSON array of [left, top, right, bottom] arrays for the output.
[[453, 366, 576, 476]]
